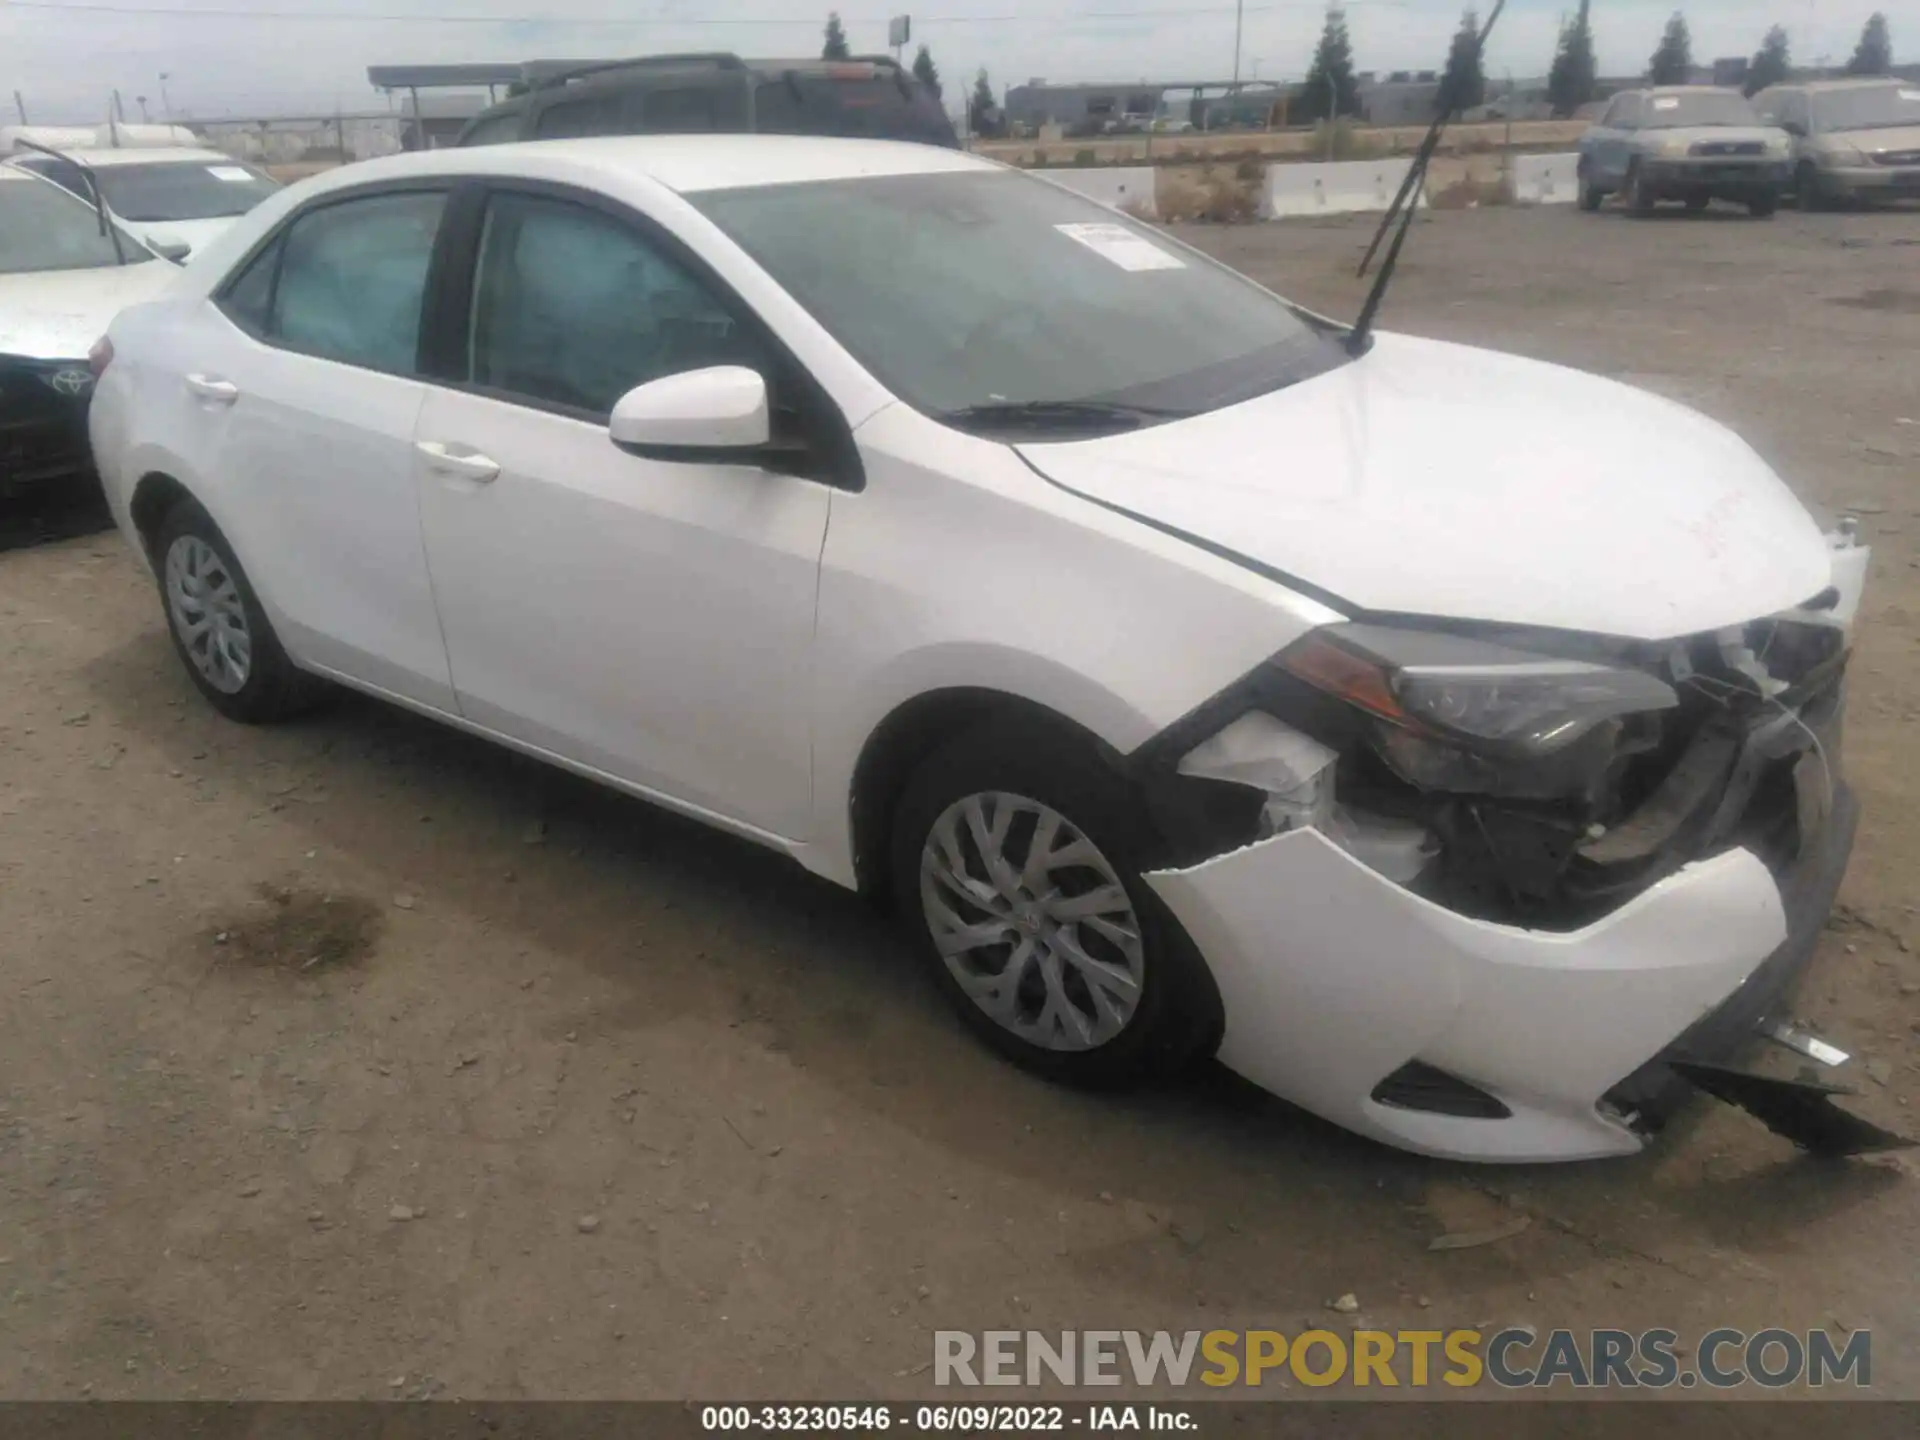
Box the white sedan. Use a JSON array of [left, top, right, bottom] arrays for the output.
[[89, 136, 1870, 1162], [8, 146, 281, 262]]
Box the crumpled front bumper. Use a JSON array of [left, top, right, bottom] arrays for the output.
[[1148, 826, 1805, 1162]]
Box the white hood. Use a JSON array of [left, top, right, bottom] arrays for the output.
[[1018, 334, 1834, 641], [0, 259, 178, 361]]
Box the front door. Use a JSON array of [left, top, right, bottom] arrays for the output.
[[413, 187, 833, 841]]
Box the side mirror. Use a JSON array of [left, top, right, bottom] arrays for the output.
[[609, 366, 769, 460], [150, 236, 192, 263]]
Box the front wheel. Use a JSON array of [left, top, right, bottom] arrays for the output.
[[1625, 163, 1656, 216], [1577, 160, 1603, 212], [155, 497, 326, 723], [1749, 191, 1779, 218], [1795, 163, 1828, 212], [889, 722, 1221, 1088]]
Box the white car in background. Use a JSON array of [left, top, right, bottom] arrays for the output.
[[1, 165, 174, 493], [87, 136, 1877, 1163], [6, 130, 280, 263]]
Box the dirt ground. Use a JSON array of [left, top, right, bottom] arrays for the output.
[[2, 203, 1919, 1404]]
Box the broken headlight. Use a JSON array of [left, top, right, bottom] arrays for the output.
[[1278, 622, 1678, 801]]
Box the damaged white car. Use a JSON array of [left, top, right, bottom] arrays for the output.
[[88, 137, 1884, 1163]]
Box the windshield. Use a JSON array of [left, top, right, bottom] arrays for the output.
[[1814, 84, 1920, 132], [693, 170, 1346, 435], [1642, 92, 1761, 129], [0, 177, 151, 274], [93, 160, 280, 222]]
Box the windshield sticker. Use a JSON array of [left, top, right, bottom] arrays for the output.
[[1053, 222, 1185, 272], [1651, 97, 1681, 110], [206, 165, 255, 182]]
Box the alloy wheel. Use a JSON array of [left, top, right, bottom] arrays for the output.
[[919, 791, 1145, 1052], [164, 534, 252, 694]]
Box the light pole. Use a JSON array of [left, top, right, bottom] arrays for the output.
[[158, 72, 172, 121], [137, 95, 149, 121], [1232, 0, 1244, 87]]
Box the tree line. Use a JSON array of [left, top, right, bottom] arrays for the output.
[[819, 5, 1900, 132]]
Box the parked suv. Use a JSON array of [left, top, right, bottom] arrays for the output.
[[1577, 86, 1791, 217], [456, 53, 959, 149], [1753, 79, 1920, 209]]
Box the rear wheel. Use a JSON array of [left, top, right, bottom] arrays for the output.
[[889, 722, 1221, 1088], [1684, 193, 1709, 213], [1748, 190, 1778, 218], [155, 497, 326, 723]]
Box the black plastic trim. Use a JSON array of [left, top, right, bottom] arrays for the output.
[[1371, 1061, 1512, 1120]]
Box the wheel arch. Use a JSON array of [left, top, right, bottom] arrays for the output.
[[847, 686, 1139, 906], [129, 469, 197, 565]]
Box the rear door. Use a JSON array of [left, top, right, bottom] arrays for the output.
[[185, 186, 458, 709], [409, 182, 840, 839]]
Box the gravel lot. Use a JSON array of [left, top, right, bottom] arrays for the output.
[[2, 202, 1918, 1402]]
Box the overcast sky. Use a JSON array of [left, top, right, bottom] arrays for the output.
[[0, 0, 1907, 124]]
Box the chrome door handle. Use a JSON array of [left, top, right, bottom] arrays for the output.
[[185, 373, 239, 404], [415, 441, 500, 484]]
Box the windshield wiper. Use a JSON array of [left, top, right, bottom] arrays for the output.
[[1348, 0, 1509, 357], [11, 138, 131, 266], [936, 398, 1189, 433]]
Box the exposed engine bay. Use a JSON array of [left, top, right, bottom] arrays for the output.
[[1141, 541, 1865, 936]]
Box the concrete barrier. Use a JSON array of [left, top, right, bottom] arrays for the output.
[[1037, 166, 1159, 218], [1511, 152, 1581, 204], [1262, 159, 1426, 218]]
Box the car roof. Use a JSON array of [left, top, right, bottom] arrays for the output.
[[1787, 77, 1912, 92], [299, 134, 993, 197], [12, 146, 238, 167], [1642, 85, 1745, 98]]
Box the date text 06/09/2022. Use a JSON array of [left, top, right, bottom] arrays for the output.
[[699, 1404, 1195, 1432]]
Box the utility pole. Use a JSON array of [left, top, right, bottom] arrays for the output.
[[12, 90, 26, 123], [1232, 0, 1244, 88], [159, 72, 172, 121]]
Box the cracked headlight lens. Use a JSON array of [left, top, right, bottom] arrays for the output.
[[1277, 622, 1678, 798]]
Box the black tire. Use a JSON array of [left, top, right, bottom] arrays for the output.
[[889, 719, 1222, 1089], [153, 495, 326, 724], [1748, 191, 1778, 219], [1684, 193, 1709, 213], [1795, 163, 1827, 212], [1625, 163, 1656, 216], [1577, 161, 1603, 212]]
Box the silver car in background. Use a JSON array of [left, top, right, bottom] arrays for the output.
[[1577, 87, 1792, 218], [1754, 79, 1920, 210]]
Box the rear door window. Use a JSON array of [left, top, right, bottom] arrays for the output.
[[641, 87, 719, 133], [460, 110, 525, 146], [534, 93, 626, 139], [268, 191, 446, 374], [758, 72, 956, 145]]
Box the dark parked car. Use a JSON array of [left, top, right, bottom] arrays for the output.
[[456, 53, 959, 150]]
